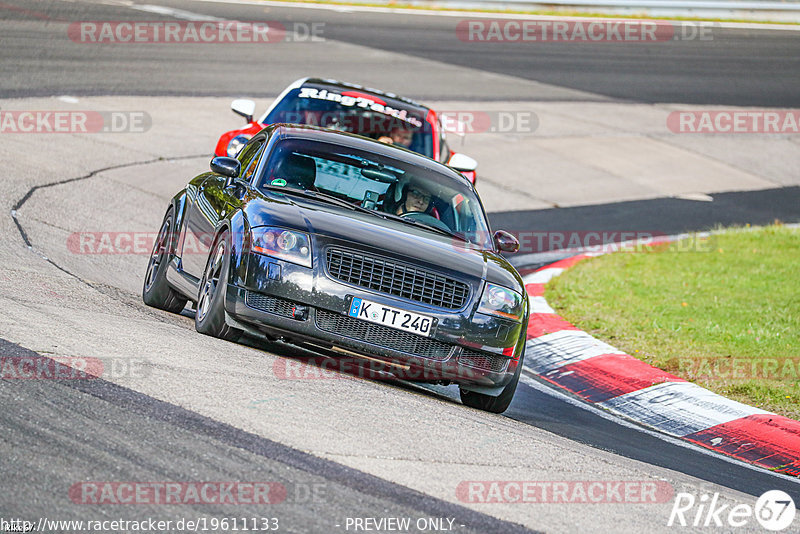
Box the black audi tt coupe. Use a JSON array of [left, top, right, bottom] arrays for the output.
[[143, 124, 528, 413]]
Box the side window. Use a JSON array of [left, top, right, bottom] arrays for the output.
[[438, 121, 451, 163], [242, 144, 266, 183], [237, 138, 264, 169], [238, 138, 266, 183]]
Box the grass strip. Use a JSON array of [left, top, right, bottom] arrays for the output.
[[546, 224, 800, 419]]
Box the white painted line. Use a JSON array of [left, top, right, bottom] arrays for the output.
[[600, 381, 772, 438], [674, 192, 714, 202], [522, 267, 564, 285], [529, 296, 555, 314], [130, 3, 225, 21], [114, 2, 311, 41], [525, 329, 624, 373]]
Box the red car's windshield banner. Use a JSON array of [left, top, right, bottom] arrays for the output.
[[297, 88, 424, 129]]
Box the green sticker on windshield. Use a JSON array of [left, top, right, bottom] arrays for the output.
[[271, 178, 287, 187]]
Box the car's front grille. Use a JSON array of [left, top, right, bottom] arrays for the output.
[[458, 350, 511, 373], [315, 309, 454, 361], [325, 248, 469, 310], [245, 291, 296, 318]]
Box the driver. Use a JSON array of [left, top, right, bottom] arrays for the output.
[[378, 124, 414, 148], [396, 184, 433, 216]]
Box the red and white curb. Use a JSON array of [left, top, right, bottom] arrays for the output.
[[522, 253, 800, 478]]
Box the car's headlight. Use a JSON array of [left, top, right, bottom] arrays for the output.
[[251, 227, 312, 268], [226, 134, 252, 158], [477, 283, 524, 321]]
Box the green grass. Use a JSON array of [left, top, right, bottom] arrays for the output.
[[546, 224, 800, 419]]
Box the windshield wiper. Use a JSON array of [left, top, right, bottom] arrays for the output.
[[380, 211, 466, 241], [264, 185, 356, 210], [408, 220, 465, 241], [263, 186, 390, 218]]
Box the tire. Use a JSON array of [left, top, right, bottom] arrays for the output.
[[195, 230, 242, 342], [459, 345, 524, 414], [142, 209, 188, 313]]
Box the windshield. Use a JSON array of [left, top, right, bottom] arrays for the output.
[[257, 138, 492, 249], [264, 87, 434, 158]]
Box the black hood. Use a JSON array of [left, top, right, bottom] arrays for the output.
[[243, 194, 522, 291]]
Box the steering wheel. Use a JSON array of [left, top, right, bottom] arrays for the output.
[[399, 211, 451, 232]]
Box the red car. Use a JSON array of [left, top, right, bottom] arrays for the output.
[[214, 78, 478, 184]]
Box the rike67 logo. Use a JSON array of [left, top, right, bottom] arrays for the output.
[[668, 490, 796, 531]]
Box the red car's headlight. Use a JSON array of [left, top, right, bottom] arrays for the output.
[[226, 134, 252, 158]]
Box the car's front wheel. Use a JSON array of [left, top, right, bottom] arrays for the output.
[[195, 230, 242, 342], [459, 346, 524, 414], [142, 208, 188, 313]]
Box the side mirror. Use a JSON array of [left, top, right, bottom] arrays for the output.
[[210, 157, 241, 178], [493, 230, 519, 253], [231, 99, 256, 123], [448, 153, 478, 173]]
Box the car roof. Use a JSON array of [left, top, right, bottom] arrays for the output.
[[299, 78, 431, 115], [266, 123, 470, 186]]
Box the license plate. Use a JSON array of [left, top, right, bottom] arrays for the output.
[[348, 297, 433, 337]]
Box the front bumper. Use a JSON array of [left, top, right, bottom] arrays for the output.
[[225, 242, 526, 388], [225, 283, 521, 389]]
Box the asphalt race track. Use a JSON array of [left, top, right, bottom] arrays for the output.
[[4, 0, 800, 105], [1, 1, 799, 533]]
